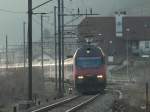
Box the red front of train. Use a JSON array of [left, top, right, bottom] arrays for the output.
[[73, 45, 106, 93]]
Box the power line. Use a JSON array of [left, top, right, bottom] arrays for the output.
[[0, 8, 26, 14], [65, 16, 81, 25], [34, 14, 50, 23], [32, 0, 53, 11], [32, 16, 50, 30]]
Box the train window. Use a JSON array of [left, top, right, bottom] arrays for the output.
[[76, 57, 102, 68]]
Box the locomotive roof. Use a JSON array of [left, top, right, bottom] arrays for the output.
[[74, 45, 105, 57]]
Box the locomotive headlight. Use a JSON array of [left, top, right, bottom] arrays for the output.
[[86, 48, 91, 54], [77, 75, 84, 79], [86, 50, 90, 54], [97, 74, 103, 79]]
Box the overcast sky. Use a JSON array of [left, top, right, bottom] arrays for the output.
[[0, 0, 150, 49]]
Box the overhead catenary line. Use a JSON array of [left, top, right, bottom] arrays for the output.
[[0, 8, 26, 14], [33, 15, 50, 27], [33, 16, 49, 29], [32, 0, 53, 11]]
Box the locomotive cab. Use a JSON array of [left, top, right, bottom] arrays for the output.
[[73, 45, 106, 93]]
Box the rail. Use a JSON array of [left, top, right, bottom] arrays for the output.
[[31, 95, 79, 112]]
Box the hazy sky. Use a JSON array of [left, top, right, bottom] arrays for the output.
[[0, 0, 150, 49]]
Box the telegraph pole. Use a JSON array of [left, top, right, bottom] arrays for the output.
[[23, 22, 26, 76], [28, 0, 33, 101], [6, 35, 8, 74], [41, 14, 44, 77], [58, 0, 62, 97], [54, 6, 58, 91], [31, 13, 47, 80], [27, 0, 52, 101], [126, 28, 130, 81], [61, 0, 65, 94], [23, 21, 27, 100]]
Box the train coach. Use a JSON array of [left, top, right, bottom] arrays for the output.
[[73, 45, 107, 93]]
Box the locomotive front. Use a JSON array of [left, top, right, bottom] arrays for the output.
[[73, 45, 106, 93]]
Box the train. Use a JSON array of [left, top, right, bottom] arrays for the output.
[[0, 45, 106, 94], [73, 45, 107, 93]]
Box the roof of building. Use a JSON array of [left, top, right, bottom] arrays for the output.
[[79, 17, 116, 38], [79, 16, 150, 41]]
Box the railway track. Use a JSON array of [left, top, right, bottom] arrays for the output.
[[29, 83, 123, 112], [30, 94, 99, 112]]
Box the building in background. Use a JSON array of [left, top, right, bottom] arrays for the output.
[[78, 15, 150, 64], [123, 16, 150, 56]]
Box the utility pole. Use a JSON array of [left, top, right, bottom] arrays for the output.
[[6, 35, 8, 74], [41, 14, 44, 77], [58, 0, 62, 97], [28, 0, 33, 101], [23, 22, 26, 76], [23, 22, 27, 99], [126, 28, 130, 81], [26, 0, 53, 103], [127, 38, 129, 80], [31, 13, 47, 81], [61, 0, 65, 95], [54, 6, 58, 91]]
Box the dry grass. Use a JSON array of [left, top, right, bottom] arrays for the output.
[[111, 59, 150, 109]]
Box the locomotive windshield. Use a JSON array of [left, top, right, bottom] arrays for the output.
[[76, 57, 102, 68]]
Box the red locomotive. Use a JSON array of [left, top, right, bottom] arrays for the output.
[[73, 45, 106, 93]]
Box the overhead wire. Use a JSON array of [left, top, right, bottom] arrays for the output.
[[0, 0, 54, 14], [0, 8, 26, 14], [32, 16, 53, 38], [32, 15, 51, 31]]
